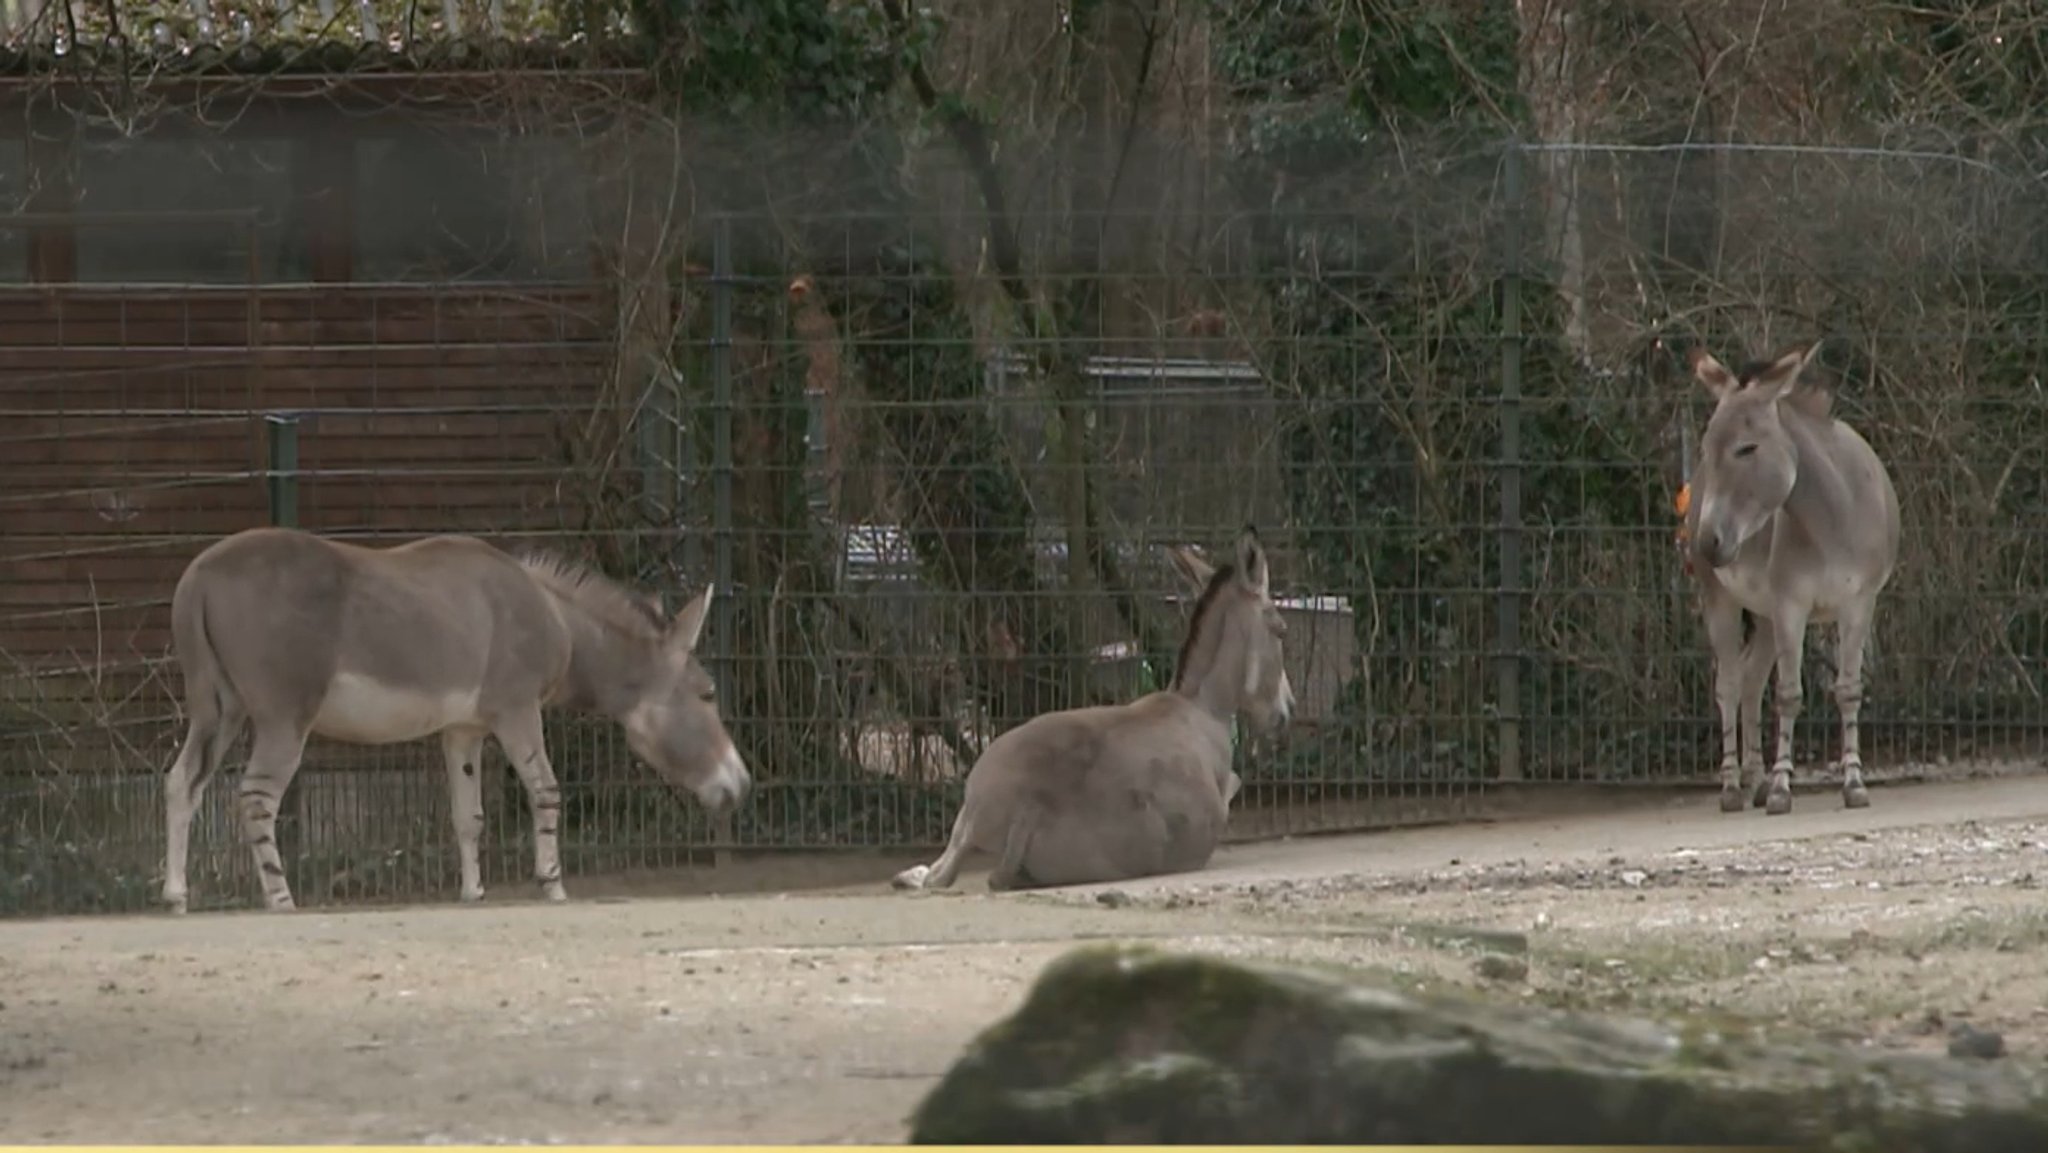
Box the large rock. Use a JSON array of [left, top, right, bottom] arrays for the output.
[[910, 944, 2048, 1148]]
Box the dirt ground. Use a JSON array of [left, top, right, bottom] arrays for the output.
[[5, 774, 2048, 1144]]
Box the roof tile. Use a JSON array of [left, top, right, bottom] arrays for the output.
[[1, 1, 640, 59]]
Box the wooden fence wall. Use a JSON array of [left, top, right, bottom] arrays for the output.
[[0, 284, 615, 775]]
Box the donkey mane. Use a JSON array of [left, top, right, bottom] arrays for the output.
[[1735, 357, 1835, 422], [1170, 560, 1240, 692], [516, 551, 667, 638]]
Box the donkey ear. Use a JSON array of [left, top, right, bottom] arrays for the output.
[[1232, 525, 1269, 595], [1686, 346, 1740, 400], [667, 583, 715, 654], [1166, 544, 1215, 591], [1755, 341, 1822, 399]]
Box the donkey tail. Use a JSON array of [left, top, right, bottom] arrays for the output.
[[168, 565, 242, 764], [985, 808, 1041, 892], [1736, 608, 1760, 656], [892, 803, 978, 891]]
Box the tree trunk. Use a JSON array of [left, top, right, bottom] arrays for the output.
[[1516, 0, 1591, 358], [845, 250, 1088, 735]]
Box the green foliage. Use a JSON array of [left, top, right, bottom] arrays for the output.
[[631, 0, 905, 119], [1210, 0, 1519, 129], [0, 829, 159, 916], [842, 240, 1091, 727], [1213, 0, 1685, 784], [1919, 1, 2048, 126]]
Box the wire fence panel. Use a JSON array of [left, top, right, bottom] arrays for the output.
[[5, 138, 2048, 917], [1504, 142, 2048, 785], [0, 283, 649, 913]]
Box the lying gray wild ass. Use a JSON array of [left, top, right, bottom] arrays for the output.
[[1684, 341, 1901, 816], [892, 526, 1295, 893], [160, 526, 752, 914]]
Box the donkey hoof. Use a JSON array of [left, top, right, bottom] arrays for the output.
[[459, 887, 487, 903], [539, 881, 568, 902], [162, 893, 189, 916], [891, 865, 931, 892], [1718, 788, 1746, 814], [1765, 791, 1793, 817], [1844, 785, 1871, 810]]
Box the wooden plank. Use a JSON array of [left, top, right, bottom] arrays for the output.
[[0, 580, 180, 610], [2, 436, 259, 470], [0, 318, 610, 350], [0, 373, 606, 412], [2, 549, 198, 580], [0, 612, 166, 650], [0, 287, 611, 318], [292, 446, 562, 470], [0, 511, 271, 541], [0, 284, 622, 671], [298, 481, 566, 511], [0, 292, 611, 349], [0, 345, 608, 374]]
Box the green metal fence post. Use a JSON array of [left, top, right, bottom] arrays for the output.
[[708, 217, 738, 861], [265, 413, 300, 529], [264, 411, 306, 865], [1496, 142, 1526, 784]]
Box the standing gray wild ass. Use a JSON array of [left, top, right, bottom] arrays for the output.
[[1684, 341, 1901, 816], [160, 526, 752, 914], [892, 526, 1295, 893]]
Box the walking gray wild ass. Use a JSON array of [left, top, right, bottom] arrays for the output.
[[159, 526, 752, 914], [1683, 341, 1901, 817], [892, 526, 1295, 893]]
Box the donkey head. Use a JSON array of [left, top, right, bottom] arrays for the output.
[[1687, 342, 1821, 571], [1168, 526, 1296, 733], [622, 585, 753, 815]]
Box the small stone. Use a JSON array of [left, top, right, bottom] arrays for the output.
[[1620, 870, 1648, 887], [1096, 890, 1132, 909], [1473, 954, 1528, 983], [1948, 1024, 2006, 1060]]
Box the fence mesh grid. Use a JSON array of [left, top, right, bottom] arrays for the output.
[[4, 138, 2046, 916]]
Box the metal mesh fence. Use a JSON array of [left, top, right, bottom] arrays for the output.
[[5, 138, 2048, 916]]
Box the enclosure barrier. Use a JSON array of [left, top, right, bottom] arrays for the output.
[[5, 140, 2048, 917]]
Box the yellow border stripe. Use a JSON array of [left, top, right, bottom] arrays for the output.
[[0, 1146, 1798, 1152]]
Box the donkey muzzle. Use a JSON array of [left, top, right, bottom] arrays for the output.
[[1690, 527, 1737, 571], [696, 743, 754, 813]]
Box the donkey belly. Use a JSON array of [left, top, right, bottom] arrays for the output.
[[1711, 564, 1874, 626], [1709, 565, 1781, 620], [1030, 791, 1219, 886], [310, 671, 485, 745]]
